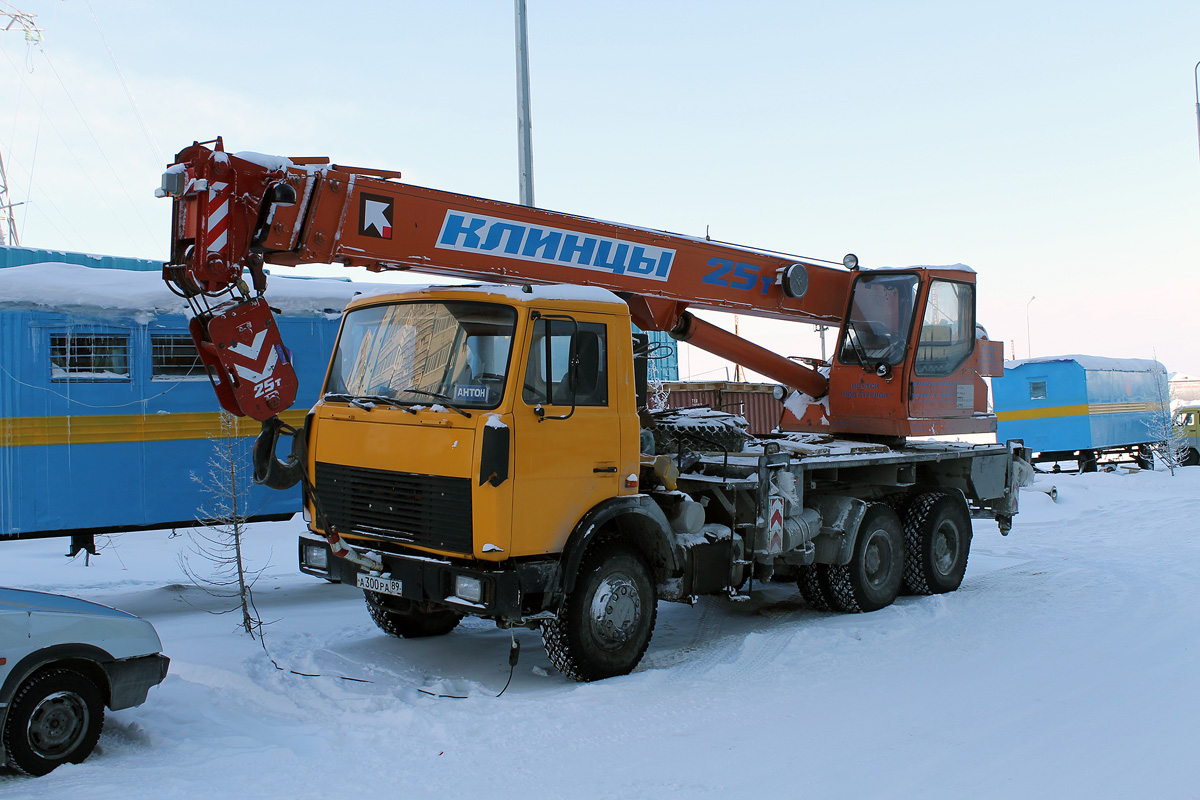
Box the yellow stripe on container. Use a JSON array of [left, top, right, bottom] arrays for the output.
[[0, 409, 308, 448], [997, 401, 1161, 422], [996, 404, 1088, 422]]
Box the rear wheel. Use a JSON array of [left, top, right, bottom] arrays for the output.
[[364, 591, 463, 638], [2, 669, 104, 776], [797, 564, 836, 611], [1136, 445, 1154, 471], [902, 492, 972, 595], [824, 504, 904, 613], [542, 541, 657, 681]]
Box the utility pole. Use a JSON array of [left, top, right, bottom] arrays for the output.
[[1194, 60, 1200, 174], [0, 151, 19, 246], [514, 0, 535, 207], [1, 5, 43, 246]]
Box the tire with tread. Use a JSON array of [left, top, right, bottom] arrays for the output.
[[824, 503, 904, 613], [902, 492, 972, 595], [652, 416, 748, 454], [797, 564, 836, 611], [1182, 448, 1200, 468], [2, 668, 105, 776], [364, 591, 463, 638], [541, 540, 657, 681]]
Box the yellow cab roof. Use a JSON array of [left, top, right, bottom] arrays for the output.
[[342, 283, 630, 317]]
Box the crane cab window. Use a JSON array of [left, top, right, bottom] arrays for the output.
[[522, 319, 609, 407], [838, 273, 919, 368], [914, 280, 975, 377]]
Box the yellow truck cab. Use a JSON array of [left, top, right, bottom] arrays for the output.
[[299, 284, 670, 679]]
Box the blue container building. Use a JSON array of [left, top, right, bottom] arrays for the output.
[[993, 354, 1168, 471]]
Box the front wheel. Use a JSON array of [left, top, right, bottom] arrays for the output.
[[364, 591, 463, 638], [2, 669, 105, 776], [541, 541, 657, 682], [1182, 448, 1200, 468]]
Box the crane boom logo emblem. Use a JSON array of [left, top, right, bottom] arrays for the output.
[[359, 194, 394, 239], [435, 211, 675, 281]]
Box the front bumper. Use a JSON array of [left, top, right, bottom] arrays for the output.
[[298, 535, 559, 621], [105, 652, 170, 710]]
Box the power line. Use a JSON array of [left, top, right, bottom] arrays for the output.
[[83, 0, 164, 166]]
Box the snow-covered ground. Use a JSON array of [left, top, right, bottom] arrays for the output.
[[2, 468, 1198, 798]]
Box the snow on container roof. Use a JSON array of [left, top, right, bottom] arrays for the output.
[[0, 263, 625, 325], [1004, 354, 1164, 372], [0, 262, 384, 323]]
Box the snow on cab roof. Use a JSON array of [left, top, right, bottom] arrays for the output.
[[1004, 354, 1164, 372], [358, 282, 624, 305], [0, 262, 624, 324]]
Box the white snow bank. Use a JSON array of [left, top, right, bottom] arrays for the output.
[[1, 467, 1198, 798]]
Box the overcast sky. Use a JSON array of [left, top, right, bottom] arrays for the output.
[[3, 1, 1198, 378]]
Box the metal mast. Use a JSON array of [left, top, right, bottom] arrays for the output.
[[1, 4, 44, 246], [0, 150, 17, 246], [514, 0, 535, 207]]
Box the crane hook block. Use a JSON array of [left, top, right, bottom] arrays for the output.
[[252, 416, 306, 490], [188, 297, 299, 421]]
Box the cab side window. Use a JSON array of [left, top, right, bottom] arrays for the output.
[[522, 319, 608, 407], [914, 280, 975, 377]]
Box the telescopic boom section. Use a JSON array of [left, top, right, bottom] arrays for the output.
[[160, 140, 850, 419]]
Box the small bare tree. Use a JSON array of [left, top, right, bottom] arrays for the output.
[[179, 411, 266, 637], [1145, 364, 1188, 476]]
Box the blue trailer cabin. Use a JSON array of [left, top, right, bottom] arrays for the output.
[[993, 355, 1167, 470], [0, 259, 366, 552]]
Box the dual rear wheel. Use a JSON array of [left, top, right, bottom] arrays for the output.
[[798, 492, 972, 613]]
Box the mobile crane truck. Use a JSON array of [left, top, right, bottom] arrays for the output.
[[158, 138, 1025, 681]]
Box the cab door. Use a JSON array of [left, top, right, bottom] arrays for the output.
[[509, 313, 622, 557]]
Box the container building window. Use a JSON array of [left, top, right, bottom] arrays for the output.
[[49, 335, 130, 381], [1029, 380, 1047, 400], [152, 334, 205, 379]]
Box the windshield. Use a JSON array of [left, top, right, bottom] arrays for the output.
[[326, 300, 518, 409], [838, 273, 919, 368]]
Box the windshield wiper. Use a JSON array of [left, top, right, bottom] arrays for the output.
[[393, 387, 471, 417], [322, 392, 417, 413]]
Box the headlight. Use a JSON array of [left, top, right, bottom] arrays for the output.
[[304, 544, 328, 570], [454, 575, 483, 604]]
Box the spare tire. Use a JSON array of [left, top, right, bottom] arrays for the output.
[[650, 409, 749, 454]]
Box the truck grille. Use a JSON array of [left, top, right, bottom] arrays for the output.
[[314, 462, 473, 554]]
